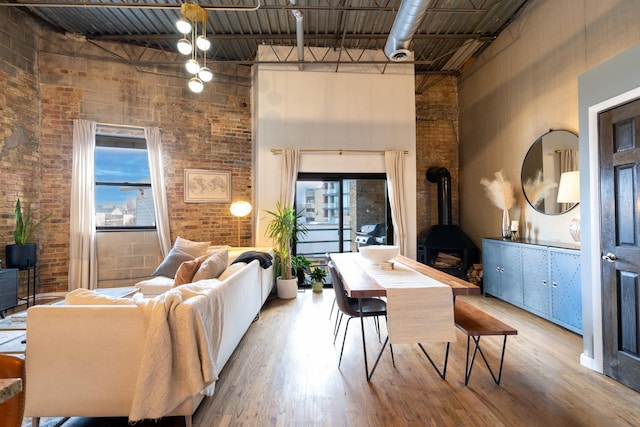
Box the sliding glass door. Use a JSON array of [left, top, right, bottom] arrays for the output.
[[295, 173, 392, 270]]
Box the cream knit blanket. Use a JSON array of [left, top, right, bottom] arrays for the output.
[[129, 281, 224, 422]]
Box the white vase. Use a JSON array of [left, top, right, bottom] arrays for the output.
[[276, 277, 298, 299]]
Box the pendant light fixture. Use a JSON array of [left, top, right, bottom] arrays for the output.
[[176, 3, 212, 93]]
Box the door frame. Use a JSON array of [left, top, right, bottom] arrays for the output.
[[584, 86, 640, 374]]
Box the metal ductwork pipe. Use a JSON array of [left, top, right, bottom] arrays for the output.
[[384, 0, 430, 61], [427, 167, 452, 226], [290, 0, 304, 70]]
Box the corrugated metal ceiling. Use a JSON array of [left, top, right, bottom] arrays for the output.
[[4, 0, 531, 74]]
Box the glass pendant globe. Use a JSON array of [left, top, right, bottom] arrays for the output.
[[196, 36, 211, 51], [198, 67, 213, 82], [176, 18, 192, 34], [188, 77, 204, 93], [185, 59, 200, 75], [177, 38, 192, 55]]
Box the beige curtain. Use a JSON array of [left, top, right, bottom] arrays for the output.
[[559, 149, 579, 211], [384, 150, 407, 256], [69, 119, 97, 290], [145, 127, 171, 257], [280, 148, 299, 208]]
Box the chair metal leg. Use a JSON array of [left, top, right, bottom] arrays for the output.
[[333, 312, 344, 345], [329, 297, 336, 320], [338, 317, 353, 368]]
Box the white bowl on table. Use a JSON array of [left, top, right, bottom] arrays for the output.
[[358, 245, 399, 264]]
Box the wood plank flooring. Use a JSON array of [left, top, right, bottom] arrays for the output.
[[31, 289, 640, 427]]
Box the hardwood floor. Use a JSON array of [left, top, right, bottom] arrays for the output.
[[33, 289, 640, 427]]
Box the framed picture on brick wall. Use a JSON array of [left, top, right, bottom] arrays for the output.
[[184, 169, 231, 203]]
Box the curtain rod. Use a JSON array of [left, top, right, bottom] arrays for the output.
[[96, 122, 146, 130], [270, 148, 409, 155]]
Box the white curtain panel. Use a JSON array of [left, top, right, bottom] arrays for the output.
[[145, 127, 171, 257], [280, 148, 299, 208], [385, 150, 407, 256], [69, 119, 97, 290]]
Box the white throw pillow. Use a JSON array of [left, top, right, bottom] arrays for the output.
[[192, 248, 229, 282], [174, 236, 211, 258]]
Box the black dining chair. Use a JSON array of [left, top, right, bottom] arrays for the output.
[[328, 261, 394, 375]]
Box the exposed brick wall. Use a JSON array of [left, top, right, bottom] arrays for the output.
[[1, 8, 461, 294], [414, 75, 460, 238], [0, 8, 43, 298], [1, 10, 253, 293]]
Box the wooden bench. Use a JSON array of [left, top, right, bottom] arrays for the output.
[[454, 298, 518, 385]]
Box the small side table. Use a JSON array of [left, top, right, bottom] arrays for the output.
[[0, 269, 19, 316], [17, 265, 36, 308]]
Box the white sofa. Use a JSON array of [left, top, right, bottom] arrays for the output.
[[24, 247, 274, 427]]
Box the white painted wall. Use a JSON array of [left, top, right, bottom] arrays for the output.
[[458, 0, 640, 372], [252, 47, 417, 257]]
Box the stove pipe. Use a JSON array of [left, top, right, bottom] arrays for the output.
[[426, 167, 452, 225]]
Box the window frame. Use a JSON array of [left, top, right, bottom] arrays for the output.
[[95, 134, 156, 232]]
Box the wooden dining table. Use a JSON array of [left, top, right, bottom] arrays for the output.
[[330, 252, 481, 298], [329, 252, 481, 380]]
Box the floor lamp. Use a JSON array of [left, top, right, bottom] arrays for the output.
[[230, 201, 252, 247], [557, 171, 580, 243]]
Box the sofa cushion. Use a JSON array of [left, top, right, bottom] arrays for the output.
[[218, 262, 247, 281], [135, 276, 174, 296], [65, 289, 138, 305], [174, 236, 211, 258], [192, 248, 229, 282], [152, 247, 193, 278], [174, 258, 205, 287]]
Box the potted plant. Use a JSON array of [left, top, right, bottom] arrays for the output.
[[309, 267, 327, 292], [6, 198, 52, 269], [292, 255, 311, 285], [263, 201, 308, 299]]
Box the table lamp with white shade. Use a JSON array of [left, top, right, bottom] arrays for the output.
[[557, 171, 580, 243], [230, 201, 252, 247]]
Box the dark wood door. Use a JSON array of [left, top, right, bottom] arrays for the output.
[[599, 97, 640, 392]]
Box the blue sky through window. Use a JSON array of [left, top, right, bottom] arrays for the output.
[[95, 146, 150, 206]]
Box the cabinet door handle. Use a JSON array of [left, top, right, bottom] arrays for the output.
[[500, 267, 504, 273], [543, 280, 547, 286], [602, 253, 618, 263], [552, 282, 557, 288], [496, 267, 500, 272]]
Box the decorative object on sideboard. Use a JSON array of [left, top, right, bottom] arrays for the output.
[[480, 170, 515, 239], [510, 220, 520, 241], [6, 199, 51, 270], [230, 200, 252, 247], [557, 170, 581, 243]]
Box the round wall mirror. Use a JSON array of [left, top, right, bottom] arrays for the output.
[[521, 129, 579, 215]]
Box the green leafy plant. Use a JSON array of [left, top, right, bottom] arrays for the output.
[[14, 198, 52, 245], [309, 267, 327, 284], [263, 201, 309, 280]]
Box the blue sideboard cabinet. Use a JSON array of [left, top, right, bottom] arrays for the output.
[[482, 238, 582, 334]]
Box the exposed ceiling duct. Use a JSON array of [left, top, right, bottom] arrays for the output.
[[384, 0, 430, 62], [289, 0, 304, 71]]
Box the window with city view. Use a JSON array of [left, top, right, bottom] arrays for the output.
[[95, 135, 156, 229], [295, 173, 391, 270]]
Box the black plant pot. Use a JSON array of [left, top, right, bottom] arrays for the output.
[[6, 243, 37, 269]]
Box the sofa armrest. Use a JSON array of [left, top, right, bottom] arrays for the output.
[[25, 305, 146, 418]]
